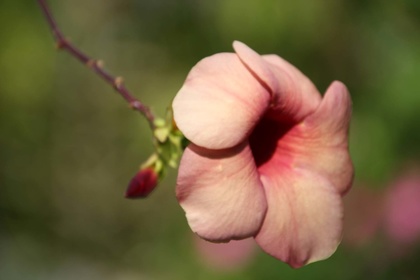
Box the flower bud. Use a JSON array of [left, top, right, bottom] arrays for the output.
[[125, 168, 158, 198]]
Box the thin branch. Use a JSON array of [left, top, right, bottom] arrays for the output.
[[37, 0, 156, 129]]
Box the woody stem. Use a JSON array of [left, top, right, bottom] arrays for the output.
[[37, 0, 156, 129]]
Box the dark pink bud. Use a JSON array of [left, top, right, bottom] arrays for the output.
[[125, 168, 158, 198]]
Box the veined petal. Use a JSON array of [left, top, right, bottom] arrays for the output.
[[233, 41, 321, 122], [296, 81, 353, 194], [251, 81, 353, 195], [176, 142, 267, 242], [232, 41, 277, 94], [262, 54, 321, 122], [305, 81, 352, 145], [173, 52, 270, 150], [255, 168, 343, 268]]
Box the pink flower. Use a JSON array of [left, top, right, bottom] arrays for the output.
[[172, 41, 353, 268], [342, 186, 383, 247], [194, 236, 256, 271], [384, 170, 420, 245]]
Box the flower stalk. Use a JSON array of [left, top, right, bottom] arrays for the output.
[[36, 0, 155, 129], [37, 0, 187, 196]]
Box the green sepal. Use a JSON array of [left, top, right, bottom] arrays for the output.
[[147, 107, 187, 178]]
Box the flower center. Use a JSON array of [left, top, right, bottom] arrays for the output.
[[249, 118, 294, 168]]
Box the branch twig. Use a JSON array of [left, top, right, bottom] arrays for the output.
[[37, 0, 155, 129]]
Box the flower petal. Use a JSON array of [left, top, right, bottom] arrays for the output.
[[232, 41, 277, 93], [262, 54, 322, 122], [176, 142, 267, 242], [250, 81, 353, 195], [254, 168, 343, 268], [298, 81, 354, 194], [233, 41, 321, 122], [306, 81, 352, 145], [173, 52, 270, 150]]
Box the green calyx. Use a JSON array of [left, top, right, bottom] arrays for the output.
[[140, 108, 188, 181]]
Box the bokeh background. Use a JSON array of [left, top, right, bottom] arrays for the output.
[[1, 0, 420, 279]]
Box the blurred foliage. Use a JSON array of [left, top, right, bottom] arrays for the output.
[[1, 0, 420, 279]]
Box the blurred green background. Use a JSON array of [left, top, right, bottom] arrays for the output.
[[1, 0, 420, 279]]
